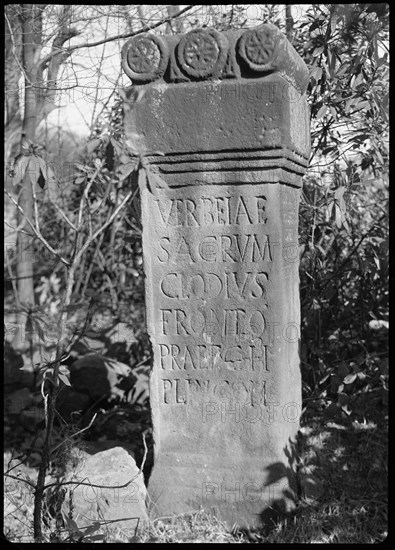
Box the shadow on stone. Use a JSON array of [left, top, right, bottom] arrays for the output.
[[233, 433, 303, 538]]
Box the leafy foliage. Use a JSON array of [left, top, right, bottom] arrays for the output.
[[294, 4, 389, 417]]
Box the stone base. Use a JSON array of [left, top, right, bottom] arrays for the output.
[[147, 433, 299, 529]]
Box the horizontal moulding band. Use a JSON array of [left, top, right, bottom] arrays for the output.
[[150, 169, 305, 189], [143, 147, 309, 166], [151, 160, 307, 176]]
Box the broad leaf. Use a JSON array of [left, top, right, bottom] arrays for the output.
[[82, 522, 101, 537], [11, 156, 29, 187], [87, 138, 101, 154], [316, 105, 328, 119], [343, 373, 357, 385], [59, 373, 71, 386], [26, 155, 43, 186]]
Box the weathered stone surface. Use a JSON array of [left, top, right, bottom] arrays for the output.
[[64, 447, 148, 532], [121, 23, 310, 529], [121, 23, 310, 171], [142, 183, 302, 527]]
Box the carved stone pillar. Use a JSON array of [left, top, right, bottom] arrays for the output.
[[121, 23, 310, 528]]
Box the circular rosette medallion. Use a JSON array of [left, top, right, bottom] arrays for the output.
[[122, 34, 169, 82], [177, 29, 228, 79], [238, 27, 276, 72]]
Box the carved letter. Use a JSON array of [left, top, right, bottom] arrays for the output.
[[199, 236, 218, 262], [185, 199, 199, 226], [162, 379, 172, 404], [159, 344, 170, 369], [160, 309, 172, 335], [234, 196, 253, 225], [155, 199, 172, 226], [250, 272, 269, 298], [175, 309, 191, 335], [256, 196, 267, 224], [216, 197, 230, 225], [175, 236, 194, 262], [171, 344, 183, 369], [157, 237, 171, 263], [251, 234, 272, 262], [161, 273, 179, 298]]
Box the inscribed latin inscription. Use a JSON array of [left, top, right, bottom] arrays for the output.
[[142, 184, 289, 412]]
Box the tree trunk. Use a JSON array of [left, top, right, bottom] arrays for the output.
[[285, 5, 294, 42], [166, 5, 183, 34], [5, 5, 23, 169], [13, 5, 44, 355]]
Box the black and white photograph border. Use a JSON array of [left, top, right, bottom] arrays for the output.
[[4, 4, 388, 544]]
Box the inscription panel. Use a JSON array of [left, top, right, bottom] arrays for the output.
[[142, 184, 298, 415]]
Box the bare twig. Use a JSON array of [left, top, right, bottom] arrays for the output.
[[77, 169, 98, 229], [73, 167, 99, 254], [5, 189, 70, 267], [124, 215, 142, 235], [50, 413, 98, 455], [50, 201, 78, 232], [30, 165, 41, 234], [78, 232, 105, 297], [74, 185, 137, 265], [4, 220, 34, 237], [89, 13, 110, 129], [4, 473, 36, 490], [39, 5, 196, 62], [41, 376, 49, 428]]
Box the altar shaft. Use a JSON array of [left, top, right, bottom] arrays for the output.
[[121, 23, 310, 528]]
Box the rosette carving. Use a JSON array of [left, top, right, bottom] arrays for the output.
[[176, 29, 228, 79], [122, 34, 169, 82], [238, 27, 276, 71]]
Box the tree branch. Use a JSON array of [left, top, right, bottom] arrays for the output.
[[4, 220, 34, 237], [74, 184, 138, 265], [5, 189, 70, 267], [39, 4, 195, 62], [4, 473, 36, 490], [38, 6, 81, 118], [50, 201, 77, 232], [4, 11, 31, 85]]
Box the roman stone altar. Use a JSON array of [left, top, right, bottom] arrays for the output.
[[121, 23, 310, 528]]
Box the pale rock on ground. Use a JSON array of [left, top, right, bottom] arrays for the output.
[[63, 446, 148, 533]]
